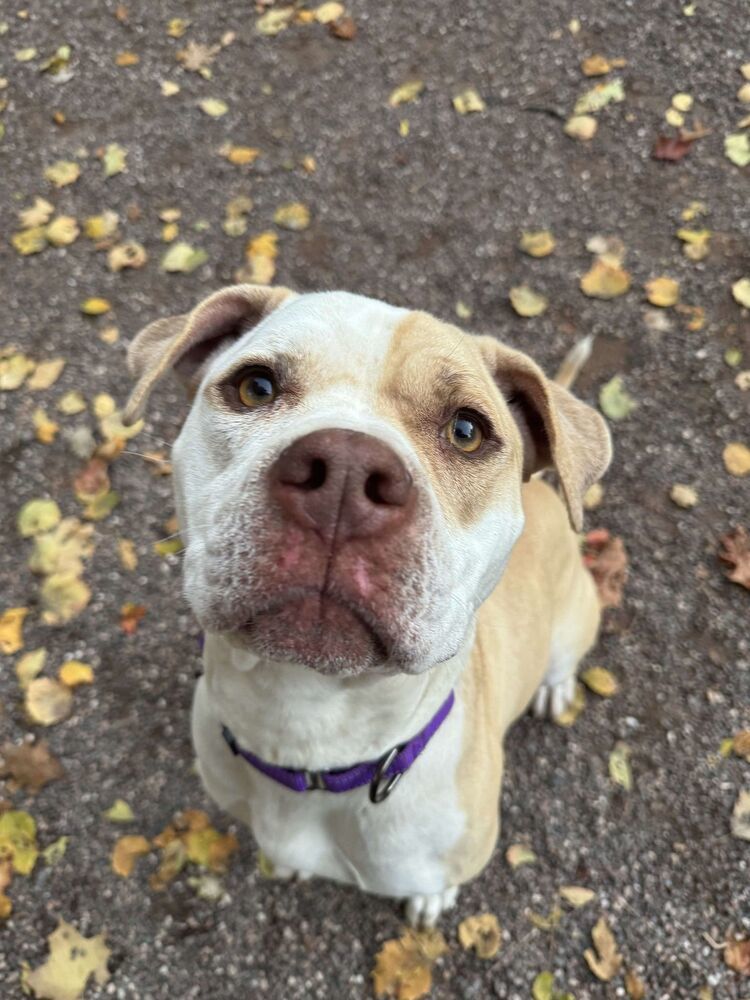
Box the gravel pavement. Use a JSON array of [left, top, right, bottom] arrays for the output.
[[0, 1, 749, 998]]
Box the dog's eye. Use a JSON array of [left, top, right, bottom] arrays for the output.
[[237, 368, 278, 408], [445, 410, 484, 454]]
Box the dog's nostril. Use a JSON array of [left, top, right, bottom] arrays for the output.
[[364, 472, 390, 505], [301, 457, 327, 491]]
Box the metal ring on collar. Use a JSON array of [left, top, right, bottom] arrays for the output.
[[369, 746, 402, 804]]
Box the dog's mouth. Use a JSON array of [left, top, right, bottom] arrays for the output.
[[231, 586, 393, 674]]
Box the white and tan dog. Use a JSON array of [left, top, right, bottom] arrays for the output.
[[124, 284, 611, 927]]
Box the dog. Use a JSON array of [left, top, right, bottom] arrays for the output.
[[124, 284, 611, 927]]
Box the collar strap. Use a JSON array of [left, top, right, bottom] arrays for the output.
[[221, 689, 455, 804]]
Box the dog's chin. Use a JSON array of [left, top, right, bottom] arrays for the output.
[[226, 592, 394, 676]]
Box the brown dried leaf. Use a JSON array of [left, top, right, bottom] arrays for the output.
[[0, 740, 63, 793], [724, 936, 750, 975], [583, 529, 628, 608], [718, 527, 750, 589], [112, 834, 151, 876], [372, 928, 447, 1000], [652, 135, 694, 161], [584, 916, 623, 981], [457, 913, 502, 959]]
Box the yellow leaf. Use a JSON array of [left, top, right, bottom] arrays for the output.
[[453, 88, 485, 114], [57, 390, 86, 415], [554, 681, 586, 726], [25, 677, 73, 725], [44, 159, 80, 187], [274, 201, 311, 231], [103, 799, 135, 823], [624, 969, 647, 999], [457, 913, 502, 958], [732, 277, 750, 308], [584, 916, 623, 981], [40, 573, 91, 626], [80, 297, 111, 315], [665, 107, 684, 128], [83, 211, 119, 241], [669, 483, 698, 508], [112, 834, 151, 876], [160, 79, 180, 97], [115, 50, 139, 67], [574, 78, 625, 114], [33, 407, 59, 444], [237, 231, 278, 285], [564, 114, 597, 141], [101, 142, 127, 177], [583, 482, 604, 510], [581, 54, 612, 76], [0, 352, 35, 388], [25, 919, 111, 1000], [0, 607, 28, 654], [161, 242, 208, 273], [162, 221, 178, 242], [580, 259, 631, 298], [559, 885, 596, 907], [45, 216, 80, 247], [153, 537, 184, 556], [15, 46, 38, 62], [608, 741, 632, 791], [118, 539, 138, 571], [58, 660, 94, 687], [581, 666, 619, 697], [519, 230, 555, 257], [509, 285, 547, 317], [388, 80, 424, 107], [372, 928, 447, 1000], [0, 810, 38, 875], [199, 97, 228, 117], [167, 17, 189, 37], [18, 499, 61, 537], [42, 835, 69, 866], [645, 276, 679, 307], [256, 7, 295, 35], [506, 843, 536, 867], [12, 226, 47, 255], [723, 442, 750, 476], [725, 132, 750, 167], [315, 2, 345, 23], [108, 240, 147, 271], [672, 92, 693, 112], [222, 144, 261, 165], [27, 358, 66, 390], [16, 648, 47, 688], [29, 517, 94, 577], [19, 197, 54, 229]]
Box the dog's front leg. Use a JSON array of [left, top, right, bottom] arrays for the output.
[[405, 886, 459, 928]]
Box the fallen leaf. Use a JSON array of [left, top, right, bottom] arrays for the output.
[[112, 834, 151, 876], [453, 88, 485, 114], [725, 132, 750, 167], [45, 216, 80, 247], [519, 230, 555, 257], [725, 936, 750, 975], [0, 740, 63, 793], [559, 885, 595, 908], [457, 913, 501, 958], [15, 47, 38, 62], [0, 351, 36, 387], [120, 602, 146, 635], [583, 482, 604, 510], [26, 677, 74, 726], [237, 231, 277, 284], [0, 810, 38, 875], [80, 297, 111, 315], [554, 681, 586, 727], [39, 45, 72, 75], [19, 197, 54, 229], [584, 916, 623, 981], [25, 919, 110, 1000], [118, 539, 138, 571], [581, 666, 619, 697], [115, 50, 139, 67], [732, 730, 750, 761], [154, 537, 184, 556], [583, 529, 628, 607], [256, 8, 295, 36], [509, 285, 547, 317], [564, 114, 597, 140], [506, 843, 536, 868], [15, 648, 47, 688], [18, 499, 61, 537], [274, 201, 311, 231], [160, 79, 180, 96], [33, 407, 60, 444], [732, 277, 750, 308], [41, 573, 91, 626], [29, 518, 94, 577], [199, 97, 228, 117], [104, 799, 135, 823], [0, 607, 28, 654], [84, 211, 119, 242], [388, 80, 424, 107], [58, 660, 94, 687], [599, 375, 636, 421], [528, 905, 562, 932], [167, 17, 189, 38], [27, 358, 66, 390], [101, 142, 127, 177], [42, 836, 69, 866], [108, 240, 147, 271], [531, 970, 574, 1000], [718, 527, 750, 589], [581, 259, 631, 298], [221, 144, 261, 165], [652, 135, 694, 161], [44, 159, 80, 187], [670, 483, 698, 508], [624, 969, 647, 999], [315, 2, 344, 22], [574, 78, 625, 114], [12, 226, 47, 255], [372, 928, 447, 1000], [723, 442, 750, 476], [609, 742, 632, 792], [161, 241, 208, 273], [677, 226, 711, 261], [731, 790, 750, 841], [645, 276, 679, 307], [329, 15, 356, 39]]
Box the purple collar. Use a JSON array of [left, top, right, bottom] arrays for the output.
[[221, 689, 455, 804]]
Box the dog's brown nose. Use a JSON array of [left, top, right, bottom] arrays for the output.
[[270, 429, 413, 542]]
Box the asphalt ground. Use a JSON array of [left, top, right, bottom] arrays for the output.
[[0, 1, 749, 998]]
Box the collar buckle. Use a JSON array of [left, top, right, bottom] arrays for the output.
[[304, 769, 327, 791], [369, 746, 402, 804]]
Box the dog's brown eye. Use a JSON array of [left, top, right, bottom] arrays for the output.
[[237, 368, 278, 408], [446, 410, 483, 454]]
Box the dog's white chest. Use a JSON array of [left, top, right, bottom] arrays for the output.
[[191, 662, 466, 898]]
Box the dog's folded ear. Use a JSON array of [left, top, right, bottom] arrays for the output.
[[477, 337, 612, 532], [123, 284, 297, 423]]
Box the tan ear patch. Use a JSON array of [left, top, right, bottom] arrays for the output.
[[124, 283, 296, 424]]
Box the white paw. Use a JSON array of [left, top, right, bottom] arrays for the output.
[[533, 674, 577, 720], [271, 863, 312, 881], [404, 886, 458, 928]]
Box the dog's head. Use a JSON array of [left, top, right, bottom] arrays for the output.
[[125, 285, 610, 676]]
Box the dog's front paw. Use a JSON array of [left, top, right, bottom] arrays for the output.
[[532, 674, 577, 720], [404, 886, 458, 928]]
